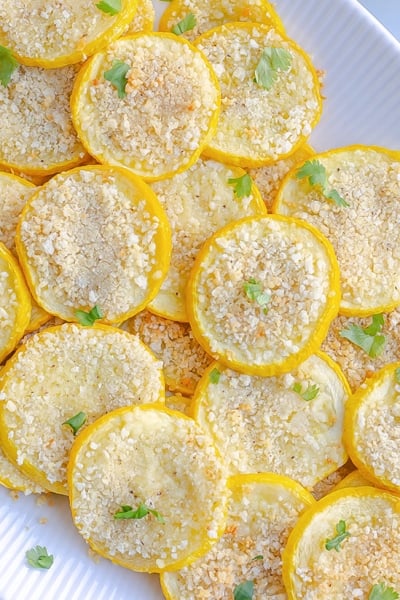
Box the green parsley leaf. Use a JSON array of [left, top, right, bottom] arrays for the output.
[[325, 519, 350, 551], [114, 502, 165, 523], [95, 0, 122, 15], [228, 174, 252, 198], [26, 545, 54, 569], [340, 314, 386, 358], [296, 159, 349, 207], [243, 278, 271, 311], [209, 367, 221, 384], [369, 583, 399, 600], [0, 45, 19, 87], [254, 47, 292, 90], [75, 305, 103, 326], [296, 159, 327, 188], [252, 555, 263, 561], [234, 581, 254, 600], [364, 313, 384, 336], [325, 188, 349, 207], [395, 367, 400, 384], [292, 382, 320, 401], [171, 13, 196, 35], [62, 411, 87, 436], [104, 60, 130, 98]]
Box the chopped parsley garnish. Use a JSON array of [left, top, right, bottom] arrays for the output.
[[75, 305, 103, 326], [243, 278, 271, 313], [104, 60, 130, 98], [395, 367, 400, 384], [234, 580, 254, 600], [171, 13, 196, 35], [228, 173, 252, 198], [296, 159, 349, 207], [26, 545, 54, 569], [63, 411, 87, 436], [0, 45, 18, 87], [96, 0, 122, 15], [369, 583, 399, 600], [252, 555, 263, 561], [114, 503, 165, 523], [325, 519, 350, 551], [254, 47, 292, 90], [292, 382, 320, 401], [209, 367, 221, 384], [340, 314, 386, 358]]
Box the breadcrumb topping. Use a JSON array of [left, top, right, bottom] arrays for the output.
[[277, 147, 400, 312], [322, 308, 400, 391], [18, 167, 166, 322], [191, 217, 336, 368], [124, 310, 212, 396], [76, 34, 220, 179], [70, 406, 228, 570], [0, 323, 164, 489], [150, 158, 265, 319], [0, 0, 125, 61], [196, 23, 320, 163], [293, 493, 400, 597], [0, 64, 86, 172], [249, 144, 313, 210], [162, 476, 311, 598], [195, 354, 348, 488]]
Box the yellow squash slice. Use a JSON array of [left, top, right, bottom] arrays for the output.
[[322, 308, 400, 392], [149, 158, 266, 321], [71, 33, 221, 182], [248, 143, 314, 211], [0, 171, 50, 333], [16, 165, 171, 324], [164, 394, 193, 417], [274, 145, 400, 315], [0, 1, 139, 68], [333, 469, 375, 492], [0, 64, 88, 176], [193, 352, 350, 489], [0, 323, 165, 495], [344, 363, 400, 494], [0, 242, 31, 364], [311, 461, 355, 501], [187, 215, 340, 376], [161, 473, 314, 599], [126, 0, 155, 33], [158, 0, 285, 41], [282, 487, 400, 598], [0, 446, 44, 495], [123, 310, 213, 397], [194, 22, 322, 167], [68, 404, 229, 572]]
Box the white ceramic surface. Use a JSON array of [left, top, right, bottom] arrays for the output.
[[1, 2, 400, 599], [359, 0, 400, 40]]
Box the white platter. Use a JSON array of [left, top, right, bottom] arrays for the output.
[[1, 1, 400, 599]]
